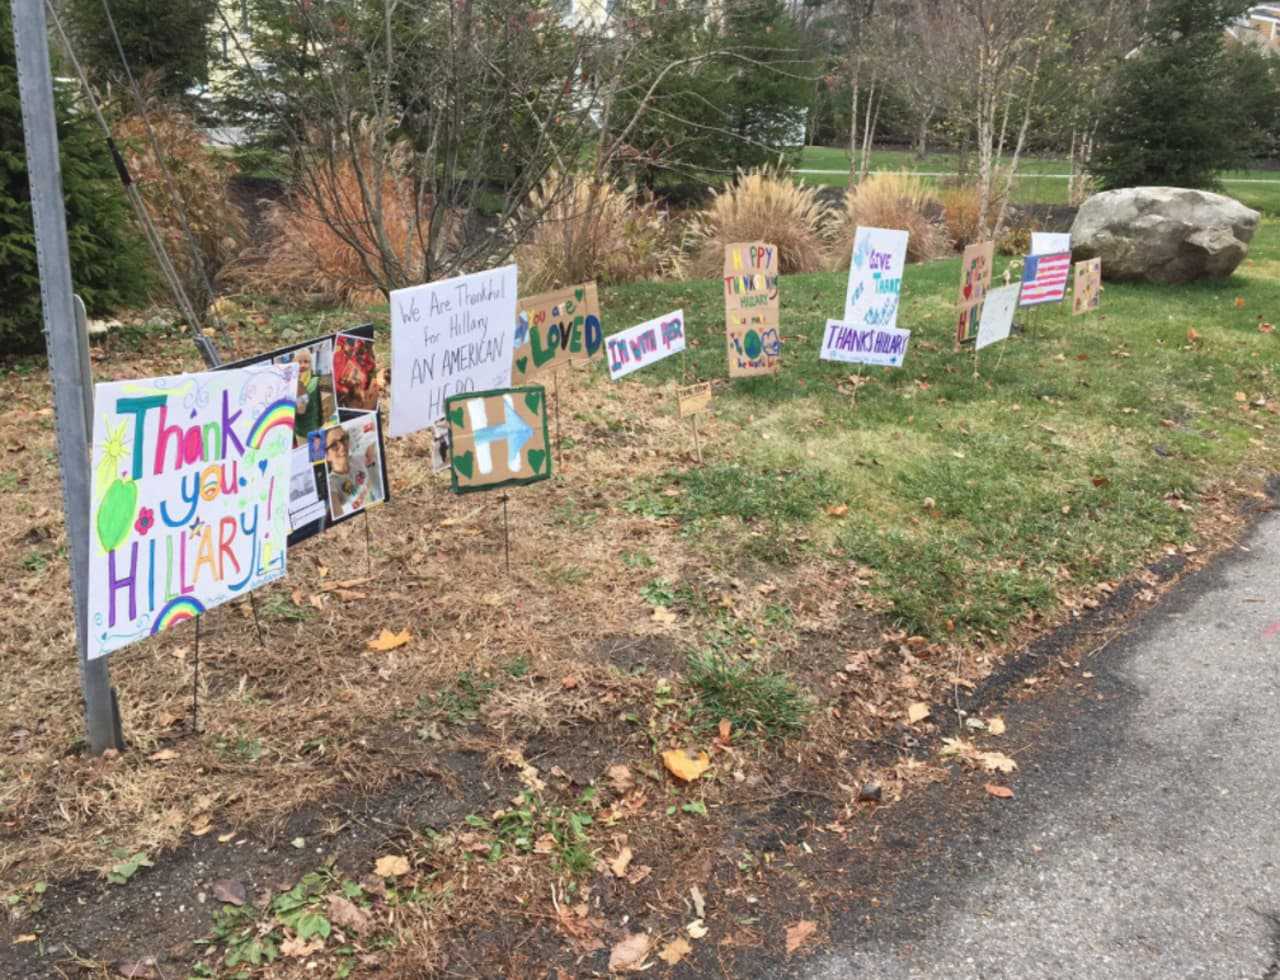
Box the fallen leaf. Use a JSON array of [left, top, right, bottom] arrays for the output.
[[1259, 322, 1274, 334], [987, 716, 1006, 736], [608, 932, 651, 972], [606, 764, 635, 794], [281, 936, 324, 958], [111, 958, 158, 979], [217, 832, 235, 844], [211, 879, 246, 907], [1186, 327, 1201, 344], [533, 833, 557, 854], [560, 675, 578, 690], [686, 919, 708, 939], [718, 718, 732, 743], [658, 936, 693, 965], [627, 865, 652, 885], [366, 629, 411, 652], [326, 894, 372, 937], [610, 846, 634, 878], [906, 702, 931, 725], [662, 749, 710, 782], [14, 934, 38, 944], [190, 815, 212, 837], [651, 606, 677, 625], [148, 749, 178, 762], [1235, 391, 1249, 402], [691, 884, 705, 918], [977, 751, 1017, 774], [374, 854, 410, 878], [984, 783, 1014, 799], [785, 920, 818, 956], [1235, 296, 1246, 309], [825, 504, 849, 518]]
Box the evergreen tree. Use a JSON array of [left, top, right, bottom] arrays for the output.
[[1092, 0, 1255, 189], [1, 4, 150, 354], [65, 0, 217, 98]]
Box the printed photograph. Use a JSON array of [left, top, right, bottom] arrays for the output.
[[275, 339, 337, 445], [322, 415, 387, 521], [430, 420, 452, 474], [333, 332, 380, 411]]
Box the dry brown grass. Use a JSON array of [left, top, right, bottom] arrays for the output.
[[514, 171, 685, 293], [116, 104, 247, 309], [687, 167, 831, 277], [939, 181, 1012, 250], [231, 125, 455, 306], [831, 171, 949, 265]]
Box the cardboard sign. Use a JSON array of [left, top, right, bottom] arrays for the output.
[[389, 264, 517, 436], [87, 365, 297, 658], [678, 382, 713, 417], [1072, 258, 1102, 315], [1031, 232, 1071, 256], [724, 242, 781, 377], [956, 241, 994, 346], [222, 324, 389, 547], [446, 386, 552, 494], [1020, 251, 1071, 307], [512, 282, 603, 384], [605, 310, 686, 380], [975, 283, 1022, 351], [845, 227, 908, 330], [820, 320, 911, 368]]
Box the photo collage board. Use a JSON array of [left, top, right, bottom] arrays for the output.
[[222, 324, 390, 546]]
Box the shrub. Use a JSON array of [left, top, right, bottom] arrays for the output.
[[116, 102, 247, 312], [514, 171, 684, 293], [687, 167, 830, 277], [830, 171, 947, 265], [1, 4, 149, 355], [939, 181, 1011, 250], [232, 123, 456, 306]]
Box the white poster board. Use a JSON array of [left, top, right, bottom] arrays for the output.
[[819, 320, 911, 368], [1030, 232, 1071, 256], [87, 365, 298, 658], [975, 283, 1022, 351], [844, 227, 908, 329], [605, 310, 686, 380], [389, 264, 518, 437]]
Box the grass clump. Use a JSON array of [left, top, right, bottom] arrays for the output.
[[685, 651, 810, 739], [831, 171, 949, 264], [672, 464, 838, 526], [689, 166, 831, 276]]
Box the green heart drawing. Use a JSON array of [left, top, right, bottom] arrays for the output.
[[453, 450, 474, 480], [524, 390, 542, 415], [515, 356, 529, 376], [528, 448, 546, 475], [574, 288, 585, 302], [448, 407, 465, 429]]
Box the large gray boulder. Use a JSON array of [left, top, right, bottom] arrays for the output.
[[1070, 187, 1260, 283]]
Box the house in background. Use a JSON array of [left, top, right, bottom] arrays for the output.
[[1227, 4, 1280, 53]]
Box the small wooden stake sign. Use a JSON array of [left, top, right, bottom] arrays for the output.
[[677, 382, 712, 464]]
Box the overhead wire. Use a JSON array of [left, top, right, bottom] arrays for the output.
[[43, 0, 222, 368]]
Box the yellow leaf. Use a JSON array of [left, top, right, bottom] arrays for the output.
[[217, 832, 235, 844], [651, 606, 677, 625], [906, 702, 931, 725], [987, 716, 1006, 736], [374, 854, 410, 878], [190, 816, 212, 837], [148, 749, 178, 762], [658, 936, 692, 965], [1235, 391, 1249, 402], [366, 629, 411, 652], [662, 749, 710, 782], [609, 847, 633, 878], [686, 919, 708, 939], [977, 751, 1017, 774], [14, 934, 38, 944]]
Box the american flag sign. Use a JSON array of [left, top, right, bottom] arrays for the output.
[[1019, 251, 1071, 307]]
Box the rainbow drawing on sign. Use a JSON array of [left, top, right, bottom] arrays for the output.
[[247, 398, 299, 449], [150, 595, 206, 634]]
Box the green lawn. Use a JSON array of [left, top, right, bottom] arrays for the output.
[[798, 146, 1280, 216], [599, 221, 1280, 639]]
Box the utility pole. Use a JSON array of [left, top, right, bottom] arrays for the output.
[[12, 0, 123, 754]]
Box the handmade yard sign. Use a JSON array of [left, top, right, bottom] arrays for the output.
[[1019, 252, 1071, 307], [87, 364, 297, 658], [511, 282, 603, 384], [724, 242, 781, 377], [445, 386, 552, 494], [845, 227, 908, 330], [605, 310, 686, 380], [820, 320, 911, 368], [677, 382, 713, 464], [1072, 258, 1102, 315], [975, 283, 1022, 351], [222, 324, 389, 547], [1031, 232, 1071, 256], [955, 241, 994, 347], [389, 264, 517, 437]]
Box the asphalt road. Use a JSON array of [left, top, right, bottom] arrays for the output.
[[801, 514, 1280, 980]]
